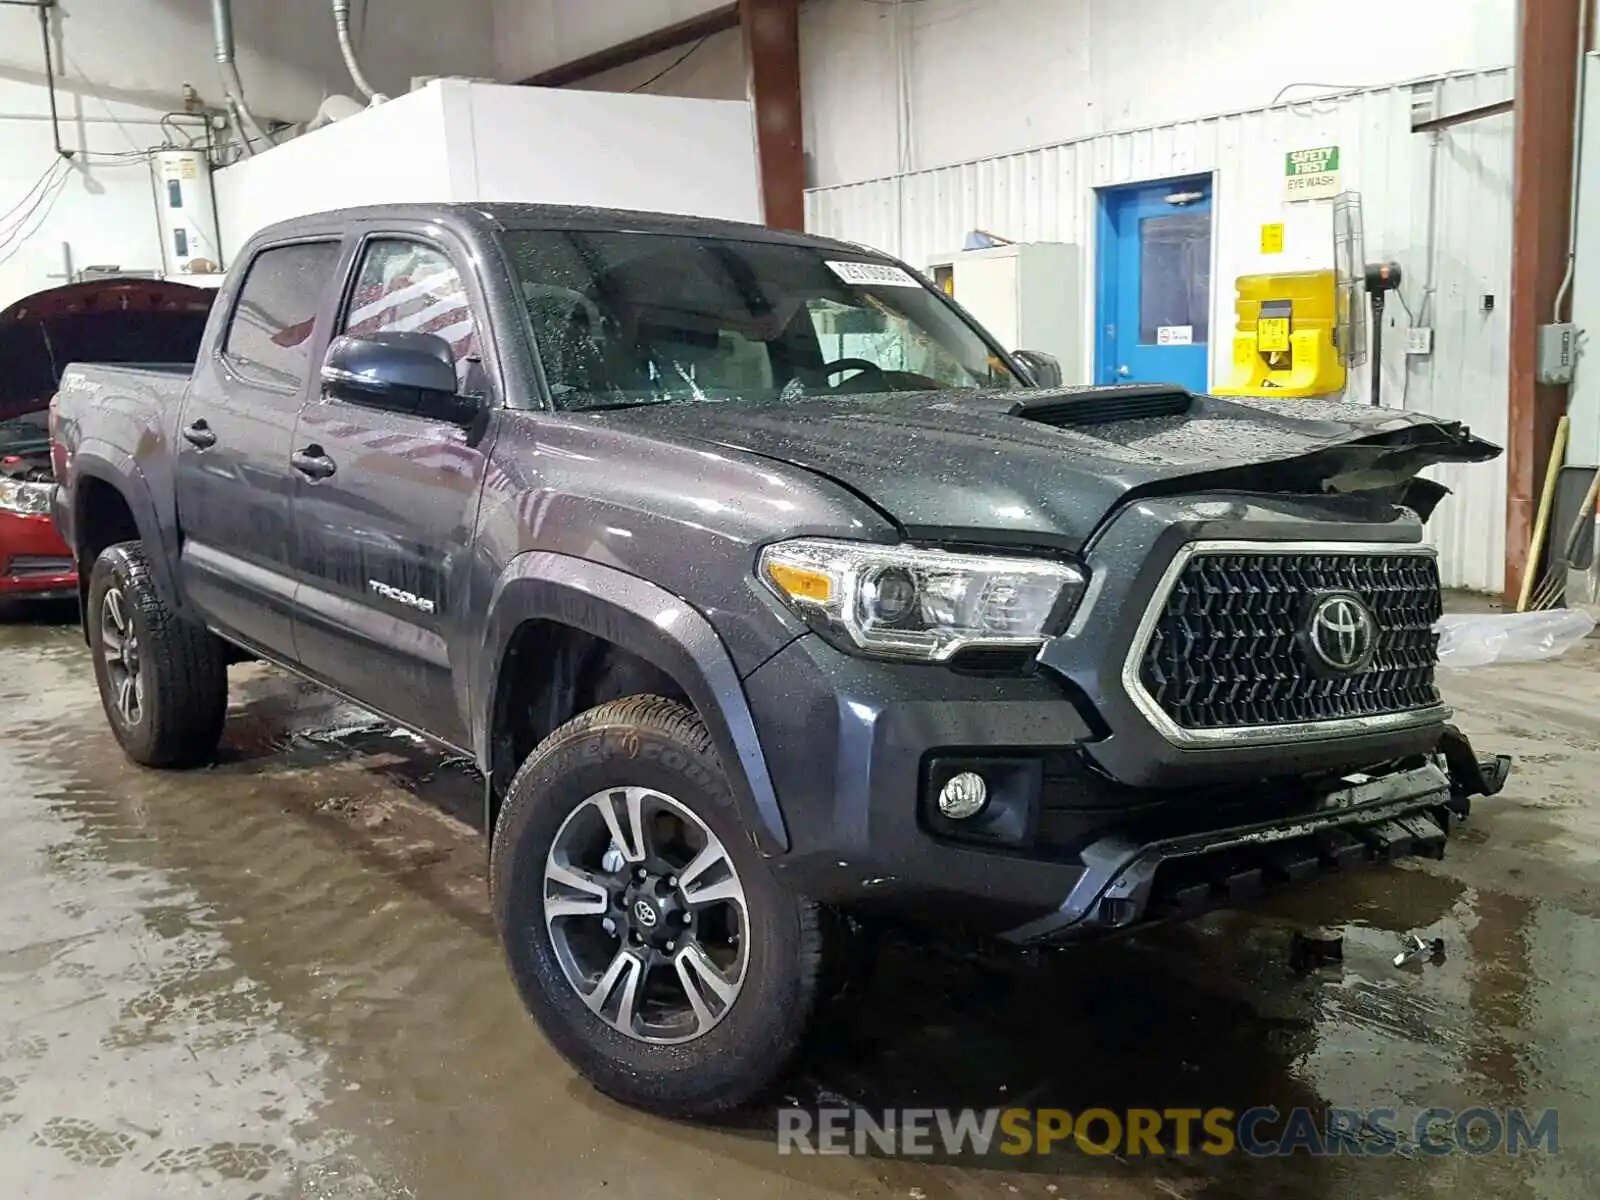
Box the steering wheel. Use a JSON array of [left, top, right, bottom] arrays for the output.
[[818, 358, 889, 390]]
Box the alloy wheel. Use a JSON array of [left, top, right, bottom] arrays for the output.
[[100, 587, 144, 727], [543, 786, 749, 1044]]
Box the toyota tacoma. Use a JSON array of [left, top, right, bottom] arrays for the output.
[[50, 203, 1510, 1116]]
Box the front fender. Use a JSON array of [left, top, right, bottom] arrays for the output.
[[475, 552, 792, 855], [68, 444, 185, 616]]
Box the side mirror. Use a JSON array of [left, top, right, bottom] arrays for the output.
[[321, 331, 478, 423], [1011, 349, 1063, 390]]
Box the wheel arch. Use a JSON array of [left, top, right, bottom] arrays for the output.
[[476, 552, 791, 856], [68, 451, 183, 633]]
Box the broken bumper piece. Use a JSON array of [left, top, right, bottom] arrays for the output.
[[1440, 722, 1512, 800], [1002, 736, 1512, 946]]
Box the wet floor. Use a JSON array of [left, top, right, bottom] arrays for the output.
[[0, 599, 1596, 1198]]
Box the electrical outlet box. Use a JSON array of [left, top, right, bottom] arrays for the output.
[[1407, 327, 1433, 355], [1537, 322, 1578, 384]]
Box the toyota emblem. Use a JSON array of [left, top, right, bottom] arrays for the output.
[[1307, 594, 1377, 674], [632, 899, 659, 929]]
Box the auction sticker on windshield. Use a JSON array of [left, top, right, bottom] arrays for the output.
[[827, 260, 923, 288]]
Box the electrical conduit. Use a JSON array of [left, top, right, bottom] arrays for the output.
[[332, 0, 387, 104], [211, 0, 272, 154]]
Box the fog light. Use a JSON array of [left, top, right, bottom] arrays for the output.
[[937, 771, 989, 820]]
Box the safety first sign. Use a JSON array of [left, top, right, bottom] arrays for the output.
[[1285, 146, 1340, 201]]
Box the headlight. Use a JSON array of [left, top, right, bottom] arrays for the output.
[[0, 479, 54, 517], [759, 537, 1087, 662]]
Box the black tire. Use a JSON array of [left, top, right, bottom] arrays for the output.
[[490, 694, 825, 1117], [87, 541, 228, 767]]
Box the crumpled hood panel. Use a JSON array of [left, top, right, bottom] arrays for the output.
[[592, 388, 1502, 548]]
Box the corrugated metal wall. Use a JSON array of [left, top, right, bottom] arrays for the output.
[[806, 69, 1513, 592]]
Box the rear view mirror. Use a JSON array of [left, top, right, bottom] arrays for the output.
[[321, 331, 479, 424], [1011, 349, 1063, 389]]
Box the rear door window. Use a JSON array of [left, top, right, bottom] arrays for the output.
[[222, 241, 341, 390]]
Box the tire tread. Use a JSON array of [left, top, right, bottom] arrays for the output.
[[90, 541, 227, 767]]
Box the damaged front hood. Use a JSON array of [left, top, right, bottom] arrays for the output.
[[594, 387, 1501, 548]]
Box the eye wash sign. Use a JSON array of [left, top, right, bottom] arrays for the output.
[[1286, 146, 1341, 200]]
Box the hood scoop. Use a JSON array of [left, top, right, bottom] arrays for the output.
[[1007, 384, 1193, 427]]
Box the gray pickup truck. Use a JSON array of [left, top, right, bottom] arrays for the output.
[[51, 202, 1510, 1116]]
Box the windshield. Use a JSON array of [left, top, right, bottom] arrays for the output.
[[501, 230, 1021, 410]]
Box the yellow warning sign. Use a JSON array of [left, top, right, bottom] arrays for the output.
[[1260, 223, 1284, 254], [1257, 317, 1290, 353]]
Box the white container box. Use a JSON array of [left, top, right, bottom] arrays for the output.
[[214, 80, 762, 262], [926, 243, 1082, 383]]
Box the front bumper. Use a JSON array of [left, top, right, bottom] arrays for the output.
[[1001, 741, 1507, 944], [744, 632, 1509, 941], [0, 509, 77, 599]]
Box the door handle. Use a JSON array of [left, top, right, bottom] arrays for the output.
[[1117, 365, 1131, 378], [182, 419, 217, 449], [290, 447, 337, 480]]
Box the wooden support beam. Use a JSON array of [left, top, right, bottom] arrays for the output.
[[518, 4, 739, 89], [740, 0, 805, 230], [1411, 97, 1513, 133], [1505, 0, 1586, 604]]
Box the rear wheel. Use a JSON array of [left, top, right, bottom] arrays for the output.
[[490, 695, 825, 1116], [87, 542, 228, 767]]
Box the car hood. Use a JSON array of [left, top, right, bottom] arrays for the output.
[[0, 415, 50, 457], [591, 387, 1502, 549]]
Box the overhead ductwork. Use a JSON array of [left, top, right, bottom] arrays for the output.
[[211, 0, 273, 155], [332, 0, 387, 104]]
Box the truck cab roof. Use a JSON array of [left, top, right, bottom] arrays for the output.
[[244, 202, 869, 255]]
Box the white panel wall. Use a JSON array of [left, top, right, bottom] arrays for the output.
[[799, 0, 1513, 188], [533, 0, 1512, 202], [807, 71, 1515, 593], [0, 79, 173, 309]]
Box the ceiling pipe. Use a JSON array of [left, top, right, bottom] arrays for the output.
[[211, 0, 272, 153], [332, 0, 386, 103], [224, 97, 256, 157]]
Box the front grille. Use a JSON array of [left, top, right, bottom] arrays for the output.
[[7, 555, 73, 578], [1138, 549, 1442, 730]]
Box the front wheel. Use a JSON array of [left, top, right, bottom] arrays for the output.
[[490, 695, 825, 1117], [87, 541, 228, 767]]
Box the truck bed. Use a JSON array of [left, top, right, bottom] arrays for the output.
[[57, 362, 193, 401], [66, 362, 194, 380], [51, 362, 196, 587]]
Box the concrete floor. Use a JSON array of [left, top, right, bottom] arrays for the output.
[[0, 600, 1596, 1199]]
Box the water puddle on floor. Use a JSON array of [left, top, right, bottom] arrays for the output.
[[0, 610, 1595, 1199]]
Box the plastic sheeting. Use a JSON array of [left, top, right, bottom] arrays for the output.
[[1435, 610, 1597, 668]]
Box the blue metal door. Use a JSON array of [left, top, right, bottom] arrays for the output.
[[1095, 177, 1213, 392]]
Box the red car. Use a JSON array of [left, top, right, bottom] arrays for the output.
[[0, 408, 73, 600], [0, 278, 214, 604]]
